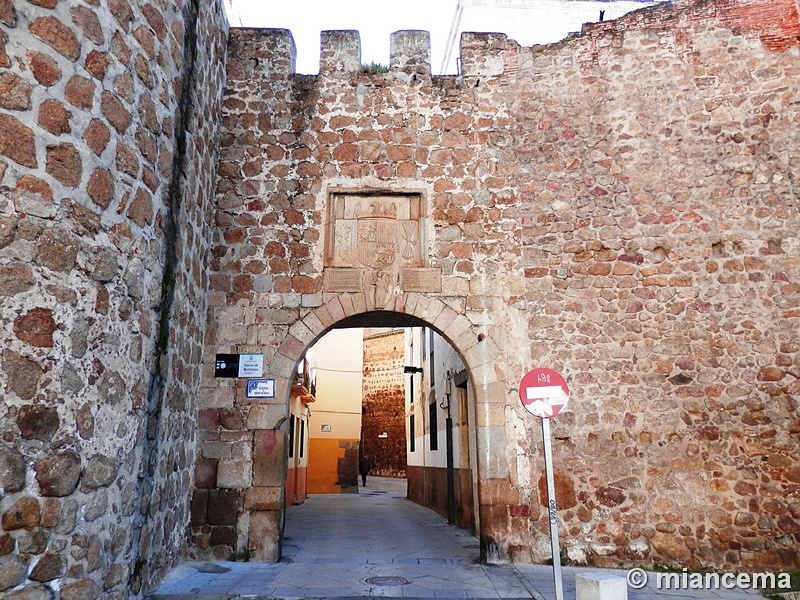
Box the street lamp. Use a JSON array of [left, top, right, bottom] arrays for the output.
[[403, 365, 424, 479], [404, 365, 423, 408], [440, 370, 452, 412]]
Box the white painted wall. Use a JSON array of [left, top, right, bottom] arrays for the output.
[[405, 327, 467, 469]]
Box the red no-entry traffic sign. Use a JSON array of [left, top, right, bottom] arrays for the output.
[[519, 368, 569, 418], [519, 367, 571, 600]]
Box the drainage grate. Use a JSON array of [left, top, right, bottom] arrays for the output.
[[365, 576, 411, 586]]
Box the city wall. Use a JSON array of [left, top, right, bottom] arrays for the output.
[[0, 0, 798, 596], [362, 330, 407, 478], [0, 0, 228, 597], [205, 0, 799, 571]]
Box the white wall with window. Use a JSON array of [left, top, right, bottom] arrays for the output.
[[404, 327, 476, 530]]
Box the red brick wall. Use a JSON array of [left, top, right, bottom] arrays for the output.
[[362, 331, 407, 477]]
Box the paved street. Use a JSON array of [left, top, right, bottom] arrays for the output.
[[151, 477, 772, 599]]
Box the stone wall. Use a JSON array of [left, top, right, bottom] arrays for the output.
[[362, 330, 407, 477], [0, 0, 228, 597], [208, 0, 799, 571], [512, 0, 800, 569], [4, 0, 793, 586]]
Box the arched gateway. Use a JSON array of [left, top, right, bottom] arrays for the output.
[[196, 185, 518, 562], [1, 0, 798, 596], [194, 15, 800, 570]]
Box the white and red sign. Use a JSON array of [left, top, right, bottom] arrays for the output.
[[519, 368, 569, 418]]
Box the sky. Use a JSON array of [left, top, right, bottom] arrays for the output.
[[225, 0, 460, 75]]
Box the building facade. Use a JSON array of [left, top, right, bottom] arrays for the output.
[[405, 327, 476, 531], [285, 355, 314, 506], [362, 329, 408, 478], [305, 328, 363, 494]]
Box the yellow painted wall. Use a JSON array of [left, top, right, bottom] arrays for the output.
[[306, 328, 364, 493], [307, 437, 359, 494]]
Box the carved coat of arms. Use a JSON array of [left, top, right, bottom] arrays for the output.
[[325, 194, 436, 305], [357, 219, 396, 269]]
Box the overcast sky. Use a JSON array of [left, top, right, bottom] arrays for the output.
[[225, 0, 459, 75]]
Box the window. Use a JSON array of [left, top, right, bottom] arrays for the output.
[[409, 414, 415, 452], [289, 414, 295, 459], [429, 328, 435, 386], [429, 399, 438, 451], [299, 419, 305, 458]]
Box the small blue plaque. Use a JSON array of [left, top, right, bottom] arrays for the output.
[[246, 378, 275, 399]]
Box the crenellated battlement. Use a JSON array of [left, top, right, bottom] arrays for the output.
[[459, 32, 514, 76], [389, 30, 431, 74], [235, 27, 500, 78], [231, 0, 799, 81], [317, 30, 432, 75], [320, 30, 361, 74]]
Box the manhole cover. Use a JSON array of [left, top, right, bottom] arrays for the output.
[[196, 563, 230, 574], [365, 576, 411, 586]]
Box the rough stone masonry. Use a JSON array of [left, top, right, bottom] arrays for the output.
[[1, 0, 799, 597], [0, 0, 228, 597]]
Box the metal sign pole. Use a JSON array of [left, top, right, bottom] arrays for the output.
[[519, 367, 569, 600], [541, 417, 564, 600]]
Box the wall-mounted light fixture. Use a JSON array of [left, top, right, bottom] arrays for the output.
[[404, 365, 423, 407], [442, 369, 455, 524], [441, 369, 452, 412]]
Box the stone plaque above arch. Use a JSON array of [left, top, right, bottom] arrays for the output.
[[324, 191, 441, 306]]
